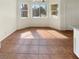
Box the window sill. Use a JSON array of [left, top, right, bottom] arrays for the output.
[[32, 16, 48, 18], [20, 17, 28, 19]]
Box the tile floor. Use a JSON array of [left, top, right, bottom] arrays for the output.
[[0, 28, 78, 59]]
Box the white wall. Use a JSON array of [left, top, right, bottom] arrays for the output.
[[60, 0, 79, 30], [49, 0, 61, 30], [0, 0, 17, 42], [17, 0, 31, 29], [74, 28, 79, 58], [50, 0, 79, 30]]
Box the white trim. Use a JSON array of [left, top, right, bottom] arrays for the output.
[[0, 29, 16, 48], [74, 50, 79, 58]]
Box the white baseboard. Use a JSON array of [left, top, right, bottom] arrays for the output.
[[0, 29, 16, 48], [74, 50, 79, 58]]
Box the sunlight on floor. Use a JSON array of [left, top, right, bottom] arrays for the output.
[[36, 30, 69, 39], [36, 30, 53, 39], [20, 29, 69, 39], [20, 31, 34, 39], [47, 30, 69, 39]]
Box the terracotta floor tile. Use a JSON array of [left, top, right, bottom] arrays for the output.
[[26, 46, 39, 54], [50, 46, 67, 55], [0, 54, 38, 59], [39, 46, 51, 54], [26, 54, 38, 59], [39, 39, 48, 46], [39, 55, 51, 59], [31, 39, 40, 46], [50, 54, 77, 59]]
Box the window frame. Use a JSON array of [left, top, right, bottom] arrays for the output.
[[31, 2, 48, 18], [20, 3, 28, 18], [51, 4, 58, 16]]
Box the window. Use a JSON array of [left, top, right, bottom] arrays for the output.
[[51, 4, 58, 15], [20, 4, 28, 17], [32, 3, 47, 18], [33, 0, 46, 2]]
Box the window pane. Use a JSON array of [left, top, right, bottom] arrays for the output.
[[33, 0, 47, 2], [32, 4, 40, 17], [21, 11, 28, 17], [51, 4, 58, 15], [21, 4, 28, 10], [32, 3, 47, 17], [20, 4, 28, 17], [40, 4, 47, 17]]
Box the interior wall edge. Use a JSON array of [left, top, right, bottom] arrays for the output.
[[0, 29, 16, 48]]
